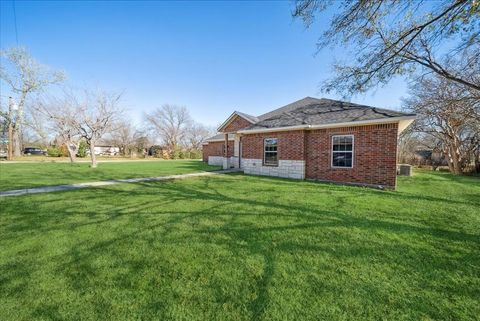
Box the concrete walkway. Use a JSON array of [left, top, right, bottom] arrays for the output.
[[0, 169, 241, 197]]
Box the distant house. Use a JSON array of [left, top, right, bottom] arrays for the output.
[[93, 141, 120, 156], [203, 97, 415, 189]]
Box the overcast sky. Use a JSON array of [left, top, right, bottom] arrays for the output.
[[1, 0, 409, 127]]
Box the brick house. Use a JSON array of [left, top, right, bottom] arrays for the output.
[[202, 97, 415, 189]]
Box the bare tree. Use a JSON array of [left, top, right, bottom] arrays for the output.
[[292, 0, 480, 96], [185, 123, 215, 151], [403, 74, 480, 174], [109, 120, 141, 156], [397, 129, 419, 165], [0, 47, 64, 156], [144, 104, 192, 155], [34, 95, 80, 163], [71, 91, 123, 168], [17, 104, 51, 149], [397, 129, 447, 170]]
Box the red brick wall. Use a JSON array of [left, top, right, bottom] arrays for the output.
[[241, 130, 305, 160], [222, 115, 252, 132], [305, 123, 398, 188], [240, 124, 399, 188], [202, 141, 234, 162]]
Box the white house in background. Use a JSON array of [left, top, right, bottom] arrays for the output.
[[91, 140, 120, 156]]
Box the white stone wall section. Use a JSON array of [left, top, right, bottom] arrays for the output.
[[209, 156, 240, 169], [208, 156, 224, 166], [241, 158, 305, 179]]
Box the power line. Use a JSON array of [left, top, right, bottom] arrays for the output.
[[12, 0, 19, 45]]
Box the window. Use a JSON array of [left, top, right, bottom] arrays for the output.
[[264, 138, 278, 166], [332, 135, 354, 168]]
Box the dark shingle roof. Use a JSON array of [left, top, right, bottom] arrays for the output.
[[246, 97, 415, 130], [257, 97, 322, 121]]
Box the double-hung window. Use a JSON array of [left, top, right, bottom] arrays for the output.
[[264, 138, 278, 166], [332, 135, 354, 168]]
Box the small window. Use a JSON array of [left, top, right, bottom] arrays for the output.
[[264, 138, 278, 166], [332, 135, 354, 168]]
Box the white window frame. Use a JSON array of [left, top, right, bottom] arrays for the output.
[[331, 134, 354, 168], [263, 138, 278, 166]]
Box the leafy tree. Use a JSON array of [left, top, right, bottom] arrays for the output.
[[134, 136, 150, 157], [77, 140, 88, 158], [292, 0, 480, 96], [47, 145, 61, 157]]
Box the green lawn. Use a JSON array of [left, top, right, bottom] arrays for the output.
[[0, 160, 220, 191], [0, 169, 479, 321]]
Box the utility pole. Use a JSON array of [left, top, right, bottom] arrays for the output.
[[7, 97, 14, 161]]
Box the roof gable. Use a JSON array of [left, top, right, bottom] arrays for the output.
[[217, 111, 258, 132]]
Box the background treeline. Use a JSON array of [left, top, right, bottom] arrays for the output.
[[0, 47, 215, 167]]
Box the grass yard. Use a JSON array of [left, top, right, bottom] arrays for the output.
[[0, 160, 220, 191], [0, 168, 479, 320]]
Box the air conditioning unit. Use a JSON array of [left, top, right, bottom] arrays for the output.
[[397, 164, 412, 176]]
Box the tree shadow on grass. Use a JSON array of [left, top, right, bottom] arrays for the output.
[[1, 173, 479, 320], [0, 160, 219, 191], [45, 180, 480, 318]]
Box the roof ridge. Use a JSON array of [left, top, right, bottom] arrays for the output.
[[315, 98, 407, 113], [235, 110, 258, 121], [257, 96, 324, 121], [241, 97, 415, 132]]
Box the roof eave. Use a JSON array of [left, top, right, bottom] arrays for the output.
[[205, 138, 235, 143], [237, 115, 416, 134]]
